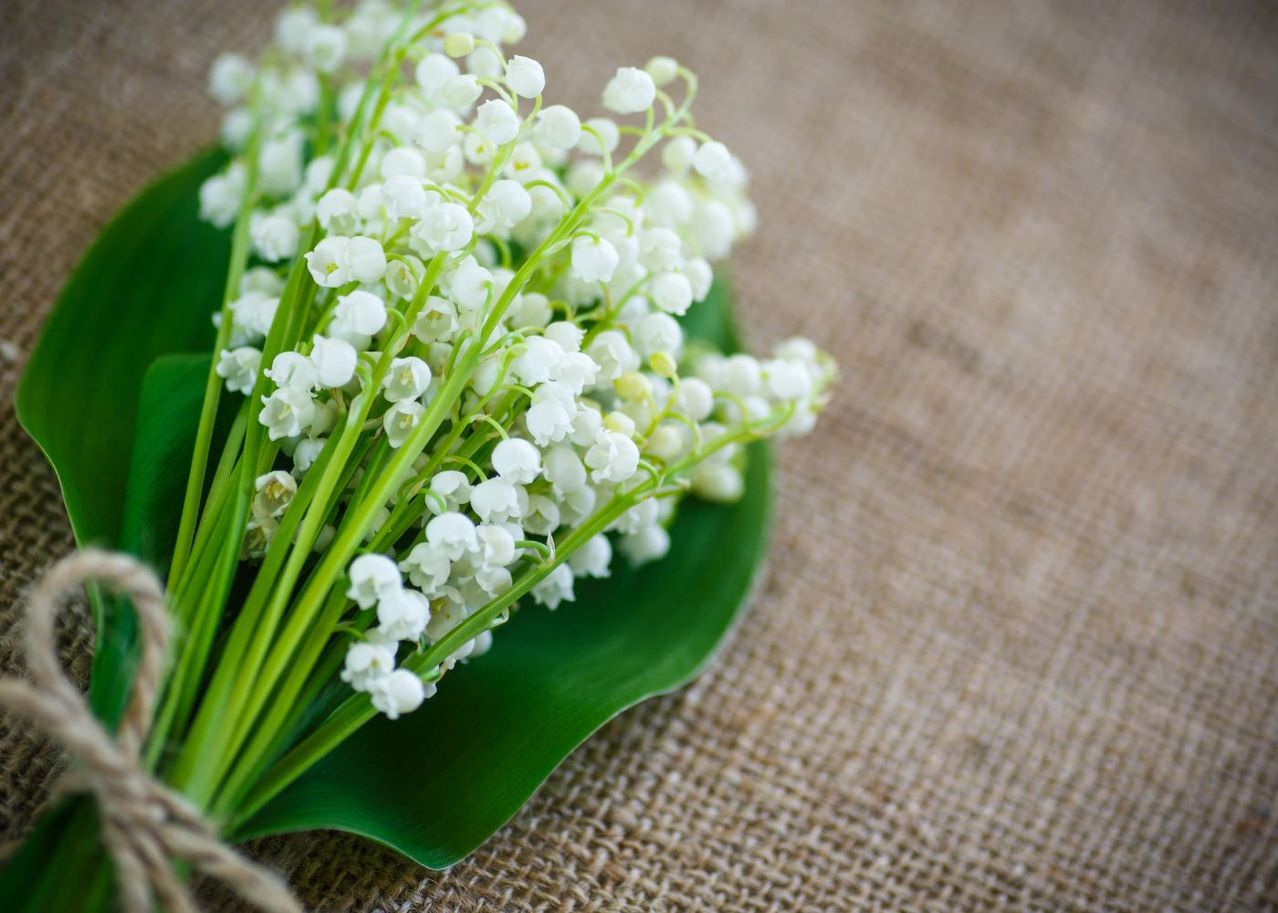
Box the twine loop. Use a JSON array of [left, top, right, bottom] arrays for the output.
[[0, 549, 301, 913]]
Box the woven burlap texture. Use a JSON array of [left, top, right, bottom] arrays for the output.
[[3, 0, 1277, 910]]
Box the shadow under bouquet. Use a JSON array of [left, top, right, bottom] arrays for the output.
[[3, 1, 834, 909]]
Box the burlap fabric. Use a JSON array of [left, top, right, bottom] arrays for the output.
[[3, 0, 1277, 910]]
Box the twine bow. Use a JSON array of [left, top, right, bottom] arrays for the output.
[[0, 549, 302, 913]]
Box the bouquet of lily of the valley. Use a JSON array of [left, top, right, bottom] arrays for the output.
[[4, 2, 833, 909]]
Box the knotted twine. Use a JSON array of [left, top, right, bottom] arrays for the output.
[[0, 549, 302, 913]]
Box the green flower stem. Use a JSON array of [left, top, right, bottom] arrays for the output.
[[209, 340, 473, 800], [186, 256, 452, 801], [168, 410, 248, 616], [176, 389, 379, 805], [168, 130, 261, 587], [145, 501, 235, 769], [209, 585, 352, 816], [163, 429, 349, 792], [160, 511, 239, 741]]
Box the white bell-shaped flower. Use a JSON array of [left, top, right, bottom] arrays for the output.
[[513, 336, 563, 386], [544, 320, 584, 352], [533, 105, 581, 151], [543, 445, 587, 496], [259, 387, 316, 440], [400, 541, 452, 592], [578, 117, 620, 156], [379, 174, 427, 220], [377, 588, 431, 641], [416, 53, 460, 98], [504, 55, 545, 98], [585, 427, 641, 484], [526, 381, 578, 446], [684, 257, 714, 301], [442, 73, 483, 109], [532, 563, 575, 609], [693, 141, 734, 184], [331, 289, 387, 338], [258, 132, 304, 196], [473, 524, 517, 569], [427, 471, 472, 515], [639, 227, 684, 272], [252, 470, 297, 520], [304, 23, 347, 74], [209, 53, 254, 105], [620, 524, 671, 565], [316, 188, 359, 234], [689, 201, 736, 260], [521, 494, 560, 537], [763, 357, 814, 401], [265, 351, 319, 391], [650, 271, 693, 316], [602, 66, 656, 114], [371, 668, 427, 719], [382, 356, 432, 403], [340, 638, 396, 692], [570, 235, 620, 283], [199, 163, 246, 228], [426, 512, 478, 560], [470, 477, 523, 523], [416, 109, 461, 154], [553, 351, 600, 394], [446, 259, 493, 311], [346, 236, 388, 282], [569, 534, 613, 578], [250, 213, 299, 263], [646, 55, 679, 87], [293, 437, 325, 476], [346, 553, 403, 610], [411, 296, 459, 344], [380, 146, 426, 179], [383, 400, 425, 448], [274, 5, 318, 53], [635, 312, 683, 358], [691, 461, 744, 502], [586, 330, 639, 383], [310, 334, 358, 388], [216, 347, 261, 395], [492, 437, 541, 484], [410, 202, 474, 254], [476, 179, 532, 235], [475, 99, 520, 145]]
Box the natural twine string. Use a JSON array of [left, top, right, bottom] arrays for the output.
[[0, 549, 302, 913]]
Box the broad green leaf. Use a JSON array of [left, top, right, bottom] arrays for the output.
[[120, 353, 229, 567], [14, 147, 773, 873], [15, 149, 231, 724], [16, 148, 229, 549]]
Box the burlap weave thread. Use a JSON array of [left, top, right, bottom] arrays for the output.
[[2, 0, 1277, 911]]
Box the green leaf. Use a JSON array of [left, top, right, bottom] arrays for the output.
[[15, 149, 231, 726], [16, 148, 230, 549], [16, 147, 773, 871], [119, 354, 226, 567]]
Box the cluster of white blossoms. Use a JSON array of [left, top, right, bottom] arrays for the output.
[[200, 0, 834, 719]]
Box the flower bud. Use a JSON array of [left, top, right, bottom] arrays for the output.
[[444, 32, 475, 58], [649, 351, 678, 379]]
